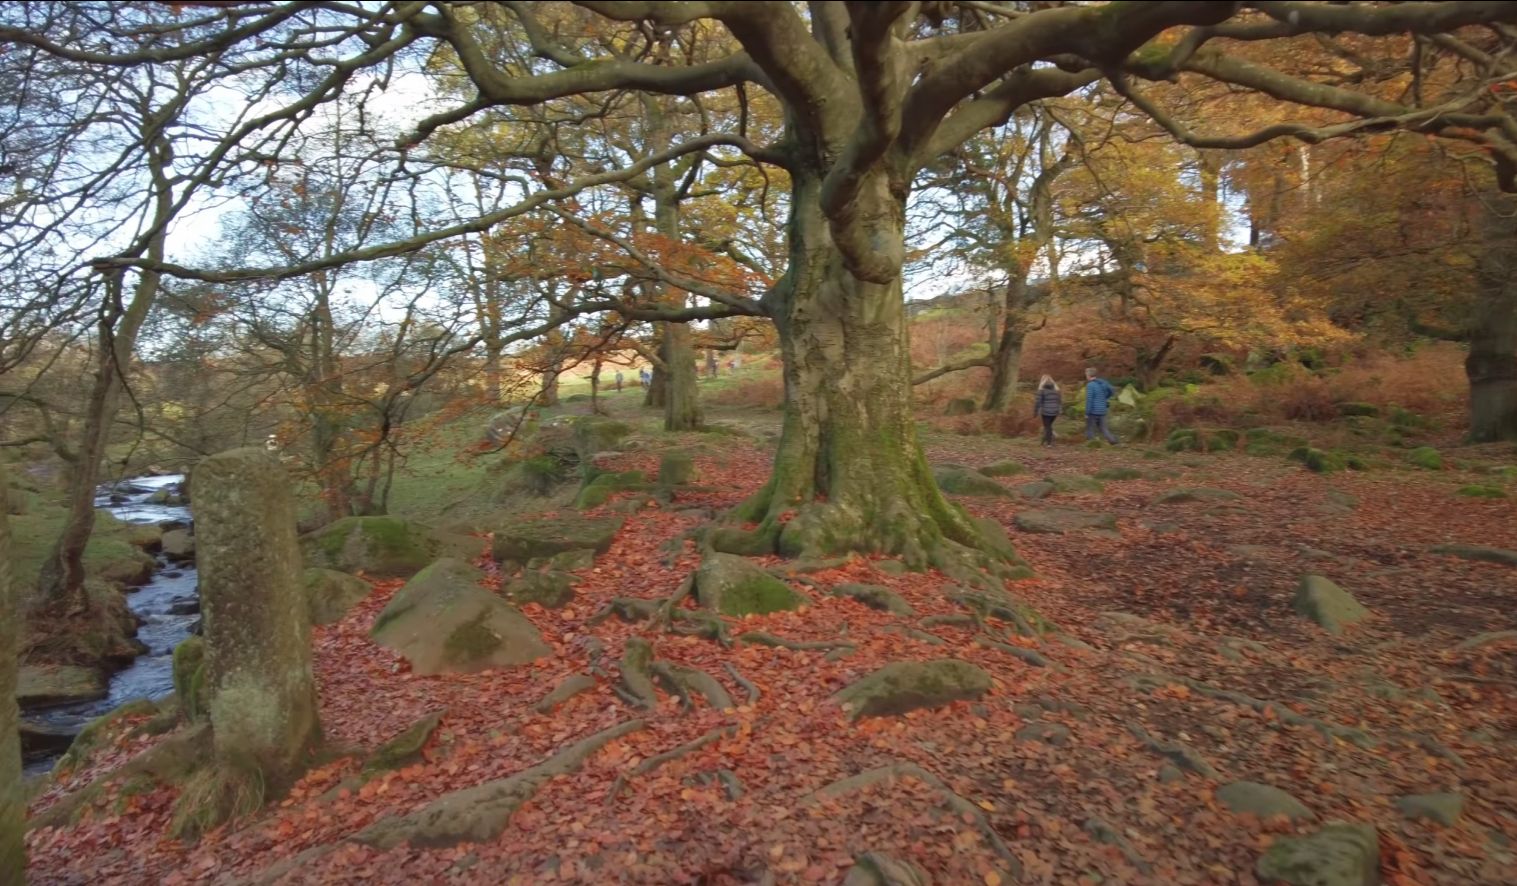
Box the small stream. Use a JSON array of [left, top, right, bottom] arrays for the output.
[[21, 475, 198, 776]]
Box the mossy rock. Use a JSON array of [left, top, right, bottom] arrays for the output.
[[571, 416, 631, 463], [1218, 781, 1315, 821], [1293, 575, 1369, 635], [301, 516, 477, 578], [1457, 484, 1507, 499], [1166, 428, 1240, 453], [504, 570, 575, 609], [370, 558, 549, 675], [574, 470, 648, 509], [363, 710, 445, 776], [1336, 402, 1380, 418], [979, 460, 1027, 477], [1151, 487, 1241, 506], [1244, 428, 1309, 457], [1256, 823, 1378, 886], [695, 552, 806, 616], [1388, 406, 1429, 429], [1408, 446, 1444, 470], [1014, 508, 1117, 535], [1016, 480, 1055, 500], [658, 451, 696, 487], [943, 397, 977, 416], [16, 664, 106, 707], [1093, 467, 1143, 481], [1288, 446, 1347, 474], [1048, 474, 1104, 494], [172, 636, 209, 722], [491, 514, 624, 563], [829, 583, 914, 616], [932, 465, 1011, 497], [304, 568, 372, 626], [834, 659, 992, 719], [499, 455, 571, 498], [58, 698, 159, 773], [1395, 792, 1463, 826]]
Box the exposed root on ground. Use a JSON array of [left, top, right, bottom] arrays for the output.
[[533, 674, 598, 714], [809, 762, 1022, 881], [605, 726, 735, 804]]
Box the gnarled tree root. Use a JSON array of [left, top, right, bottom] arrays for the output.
[[808, 762, 1022, 881], [30, 724, 210, 831], [534, 674, 598, 714], [606, 725, 734, 804], [723, 661, 760, 705], [357, 719, 647, 850], [738, 631, 856, 654], [652, 661, 735, 711]]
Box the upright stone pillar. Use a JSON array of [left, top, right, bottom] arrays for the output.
[[192, 448, 320, 786], [0, 469, 26, 882]]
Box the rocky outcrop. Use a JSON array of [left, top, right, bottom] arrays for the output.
[[370, 558, 549, 675]]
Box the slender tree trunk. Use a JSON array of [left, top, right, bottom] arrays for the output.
[[1199, 150, 1222, 252], [38, 273, 162, 610], [1469, 194, 1517, 441], [664, 321, 701, 429], [727, 176, 1019, 579], [0, 467, 24, 881], [589, 358, 602, 415], [983, 273, 1031, 412], [483, 339, 503, 405]]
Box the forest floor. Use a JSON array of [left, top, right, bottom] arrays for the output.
[[21, 401, 1517, 885]]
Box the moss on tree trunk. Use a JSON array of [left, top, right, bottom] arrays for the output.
[[0, 468, 25, 881], [727, 177, 1023, 583], [1470, 194, 1517, 441], [191, 448, 321, 799]]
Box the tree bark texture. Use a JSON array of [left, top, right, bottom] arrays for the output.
[[730, 176, 1015, 577], [191, 448, 321, 789], [1470, 194, 1517, 441], [0, 468, 25, 882]]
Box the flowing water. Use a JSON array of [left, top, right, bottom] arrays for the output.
[[21, 474, 197, 775]]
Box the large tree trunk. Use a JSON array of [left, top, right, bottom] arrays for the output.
[[726, 178, 1022, 580], [1469, 194, 1517, 441], [0, 468, 24, 881], [663, 320, 701, 430]]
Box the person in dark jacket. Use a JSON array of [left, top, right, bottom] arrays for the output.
[[1083, 367, 1119, 444], [1032, 375, 1062, 447]]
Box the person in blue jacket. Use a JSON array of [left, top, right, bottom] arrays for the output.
[[1083, 367, 1119, 444]]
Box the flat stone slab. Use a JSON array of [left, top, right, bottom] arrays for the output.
[[1014, 508, 1117, 535], [1217, 781, 1315, 822], [491, 515, 625, 564], [17, 665, 107, 708]]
